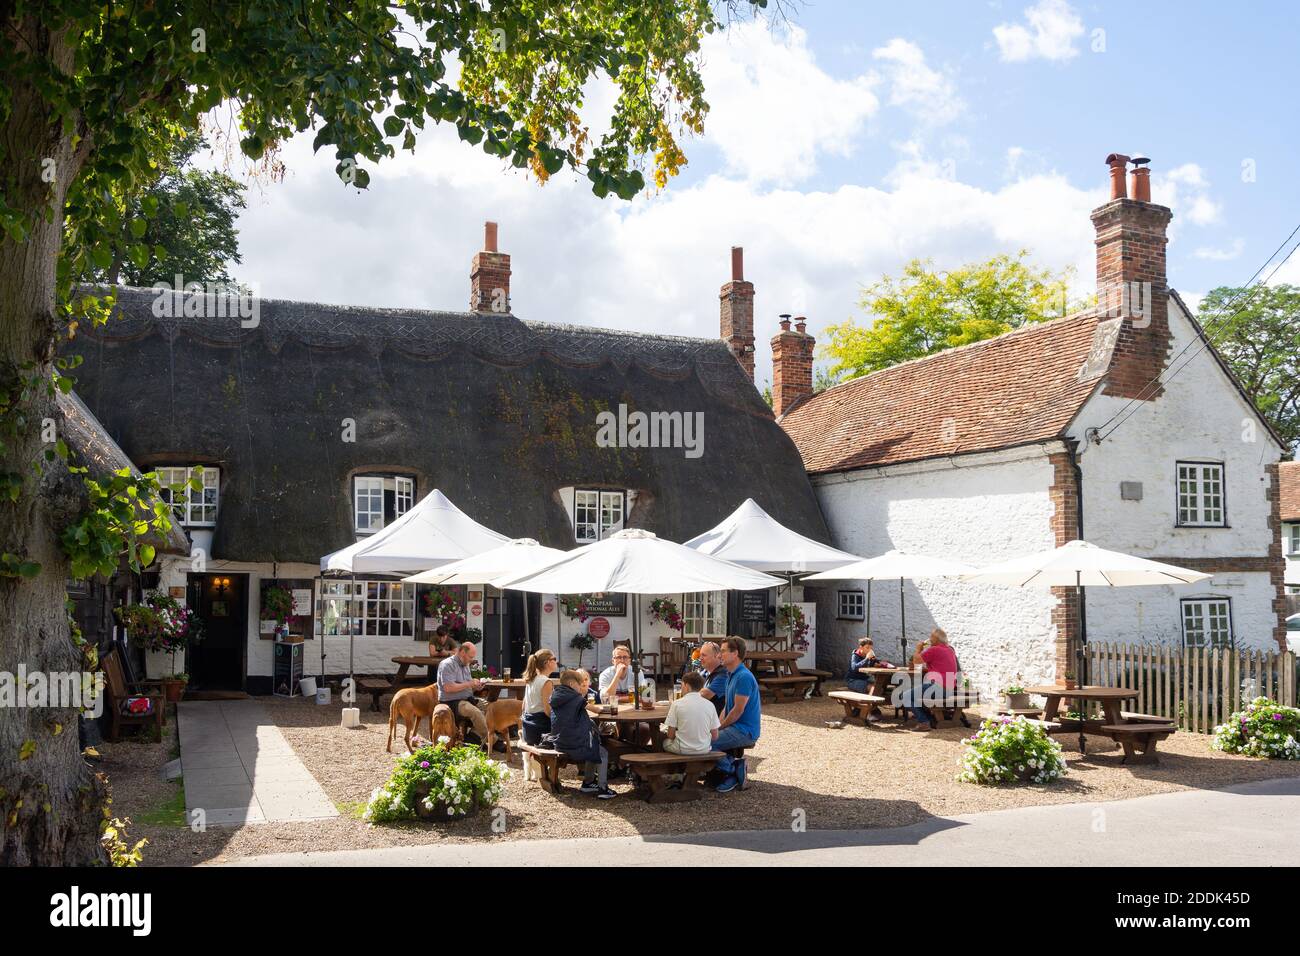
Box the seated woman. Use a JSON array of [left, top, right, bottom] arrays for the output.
[[520, 648, 557, 745], [846, 637, 891, 695]]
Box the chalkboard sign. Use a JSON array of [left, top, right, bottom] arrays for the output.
[[273, 640, 304, 697], [740, 591, 768, 623], [582, 594, 627, 617]]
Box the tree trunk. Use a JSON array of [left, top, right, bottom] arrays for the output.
[[0, 13, 107, 865]]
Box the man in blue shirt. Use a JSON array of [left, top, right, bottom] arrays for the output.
[[710, 636, 761, 793]]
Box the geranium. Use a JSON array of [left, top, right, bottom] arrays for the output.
[[560, 594, 591, 622], [364, 741, 509, 825], [1212, 698, 1300, 760], [957, 716, 1067, 786], [424, 587, 466, 637], [777, 603, 809, 649], [648, 597, 684, 634], [115, 591, 201, 656]]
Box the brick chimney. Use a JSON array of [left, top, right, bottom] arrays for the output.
[[719, 246, 755, 380], [771, 315, 814, 417], [470, 221, 511, 314], [1091, 153, 1173, 400]]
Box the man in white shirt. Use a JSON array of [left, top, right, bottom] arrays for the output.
[[663, 671, 721, 756], [598, 644, 637, 701]]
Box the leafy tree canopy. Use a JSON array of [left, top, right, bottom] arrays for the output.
[[820, 251, 1081, 383], [1199, 284, 1300, 451]]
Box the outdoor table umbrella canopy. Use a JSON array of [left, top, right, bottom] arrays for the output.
[[802, 550, 977, 659], [683, 497, 862, 652], [962, 539, 1211, 740], [318, 489, 510, 693], [495, 528, 785, 702], [402, 538, 570, 667]]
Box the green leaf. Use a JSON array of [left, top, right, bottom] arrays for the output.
[[383, 115, 404, 137], [129, 218, 147, 239]]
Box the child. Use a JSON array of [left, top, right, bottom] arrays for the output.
[[847, 637, 892, 693], [547, 669, 615, 799], [663, 670, 720, 756], [520, 649, 557, 745]]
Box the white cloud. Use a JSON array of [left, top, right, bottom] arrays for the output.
[[1193, 238, 1245, 261], [697, 22, 878, 185], [994, 0, 1085, 63], [1153, 163, 1221, 227], [872, 38, 964, 126]]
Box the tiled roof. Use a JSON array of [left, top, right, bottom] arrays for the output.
[[1280, 462, 1300, 522], [781, 311, 1106, 475]]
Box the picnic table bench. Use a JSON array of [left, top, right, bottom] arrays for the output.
[[757, 674, 818, 702], [1026, 685, 1176, 760], [800, 668, 832, 696], [829, 690, 887, 724], [357, 674, 428, 712], [621, 751, 724, 803], [1101, 722, 1176, 764], [516, 742, 579, 794]]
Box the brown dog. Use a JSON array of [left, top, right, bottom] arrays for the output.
[[387, 683, 440, 753], [484, 698, 524, 761], [429, 703, 460, 748]]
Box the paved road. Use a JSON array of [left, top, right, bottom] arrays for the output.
[[225, 776, 1299, 866]]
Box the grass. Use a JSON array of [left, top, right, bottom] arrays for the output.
[[336, 799, 367, 820], [138, 779, 188, 828]]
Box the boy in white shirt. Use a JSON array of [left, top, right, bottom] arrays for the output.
[[663, 671, 721, 756]]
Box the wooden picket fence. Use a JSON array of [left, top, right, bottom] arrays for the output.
[[1084, 642, 1297, 734]]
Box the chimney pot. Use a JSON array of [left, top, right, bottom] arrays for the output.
[[484, 221, 498, 252], [719, 246, 756, 380], [470, 221, 510, 313], [779, 313, 792, 331], [731, 246, 744, 282], [794, 317, 807, 334], [1105, 153, 1130, 201], [1129, 157, 1152, 202]]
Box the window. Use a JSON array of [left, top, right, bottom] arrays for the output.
[[315, 579, 416, 637], [573, 489, 625, 542], [837, 590, 865, 621], [157, 465, 219, 526], [683, 591, 726, 638], [1288, 524, 1300, 556], [1181, 598, 1233, 648], [1176, 462, 1225, 527], [353, 475, 415, 534]]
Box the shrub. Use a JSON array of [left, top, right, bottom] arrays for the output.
[[363, 741, 508, 824], [957, 716, 1066, 785], [1212, 697, 1300, 760]]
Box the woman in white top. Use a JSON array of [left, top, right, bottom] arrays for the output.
[[521, 648, 558, 745]]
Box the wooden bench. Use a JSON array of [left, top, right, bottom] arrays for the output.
[[1020, 718, 1062, 731], [621, 751, 724, 803], [101, 648, 164, 742], [997, 706, 1044, 718], [800, 668, 833, 697], [358, 675, 428, 712], [829, 690, 887, 725], [1101, 722, 1175, 765], [516, 742, 581, 794], [1120, 711, 1169, 724], [757, 674, 817, 703], [923, 693, 981, 728]]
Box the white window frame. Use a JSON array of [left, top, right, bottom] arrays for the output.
[[573, 489, 625, 543], [837, 589, 865, 621], [683, 590, 726, 638], [1181, 598, 1233, 648], [157, 465, 219, 527], [315, 579, 416, 638], [1176, 462, 1225, 527], [395, 476, 414, 519], [354, 476, 385, 534], [1287, 523, 1300, 556]]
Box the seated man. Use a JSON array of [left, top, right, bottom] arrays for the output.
[[428, 624, 458, 655], [436, 641, 489, 745], [711, 637, 761, 793], [696, 641, 728, 716], [663, 671, 720, 756], [597, 644, 637, 702], [904, 628, 959, 732]]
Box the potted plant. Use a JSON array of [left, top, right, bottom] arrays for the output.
[[161, 672, 190, 704], [777, 603, 809, 650], [648, 597, 684, 636], [116, 591, 201, 694], [1004, 674, 1031, 710], [957, 715, 1067, 786], [261, 584, 297, 640], [569, 632, 594, 669], [1055, 669, 1078, 690], [424, 587, 467, 641], [363, 740, 509, 823]]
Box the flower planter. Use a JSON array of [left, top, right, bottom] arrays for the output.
[[1054, 678, 1078, 690], [1007, 692, 1033, 710], [162, 678, 187, 704]]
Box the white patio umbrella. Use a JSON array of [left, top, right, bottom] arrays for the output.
[[319, 489, 509, 693], [684, 498, 862, 650], [496, 528, 785, 704], [403, 538, 569, 670], [802, 550, 977, 659]]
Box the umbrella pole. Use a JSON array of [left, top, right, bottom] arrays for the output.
[[632, 594, 643, 708], [498, 586, 504, 676], [899, 576, 907, 661], [866, 579, 871, 638], [523, 592, 532, 661], [788, 573, 795, 649], [1076, 569, 1086, 754], [348, 573, 356, 703]]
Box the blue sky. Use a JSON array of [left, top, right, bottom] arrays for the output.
[[219, 0, 1300, 387]]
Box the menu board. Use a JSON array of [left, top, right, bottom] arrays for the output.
[[740, 590, 768, 623], [582, 594, 626, 617]]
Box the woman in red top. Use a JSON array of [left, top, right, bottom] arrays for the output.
[[906, 628, 959, 731]]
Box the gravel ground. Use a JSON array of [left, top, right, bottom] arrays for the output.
[[105, 689, 1300, 866]]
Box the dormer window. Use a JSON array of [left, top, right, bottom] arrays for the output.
[[574, 489, 625, 542], [354, 474, 415, 534], [157, 465, 219, 527]]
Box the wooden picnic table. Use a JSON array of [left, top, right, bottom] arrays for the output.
[[390, 653, 450, 690], [745, 650, 819, 702], [588, 701, 671, 756], [480, 678, 527, 703], [1026, 684, 1138, 754]]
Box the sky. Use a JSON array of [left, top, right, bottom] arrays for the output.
[[207, 0, 1300, 389]]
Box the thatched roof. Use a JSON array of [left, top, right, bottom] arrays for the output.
[[58, 389, 190, 554], [68, 286, 828, 564]]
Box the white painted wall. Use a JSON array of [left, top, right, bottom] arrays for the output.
[[1065, 296, 1285, 650], [810, 445, 1062, 700]]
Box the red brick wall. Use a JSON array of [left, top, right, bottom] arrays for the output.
[[1091, 199, 1173, 400], [1048, 451, 1082, 679], [720, 279, 755, 380], [771, 320, 814, 417], [1266, 462, 1289, 651], [470, 250, 511, 313]]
